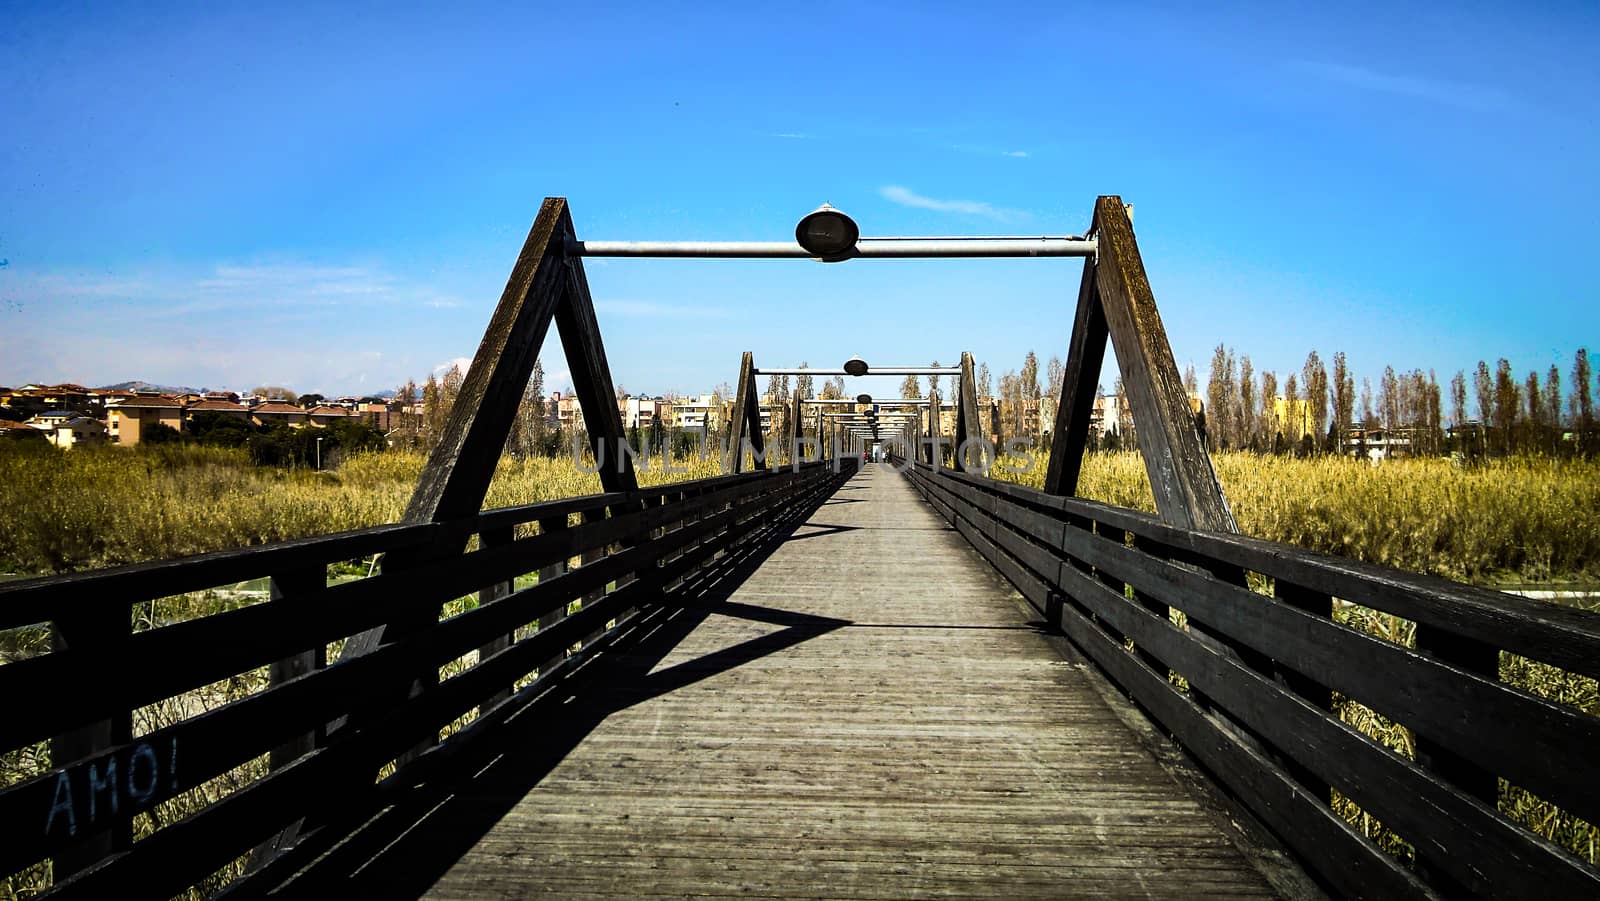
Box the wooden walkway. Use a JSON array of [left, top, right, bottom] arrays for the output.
[[274, 464, 1287, 898]]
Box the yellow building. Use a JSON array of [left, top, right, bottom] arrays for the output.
[[106, 395, 185, 445], [1270, 395, 1317, 441]]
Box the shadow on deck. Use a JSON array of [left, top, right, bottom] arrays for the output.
[[243, 466, 1295, 899]]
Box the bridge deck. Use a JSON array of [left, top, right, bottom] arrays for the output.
[[280, 465, 1284, 898]]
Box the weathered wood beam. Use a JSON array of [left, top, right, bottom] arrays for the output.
[[1093, 195, 1235, 532], [955, 352, 983, 473], [403, 197, 573, 525], [1042, 257, 1109, 496], [723, 353, 755, 474], [559, 252, 639, 494]]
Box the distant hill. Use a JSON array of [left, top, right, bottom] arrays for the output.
[[97, 380, 203, 394], [95, 381, 400, 400]]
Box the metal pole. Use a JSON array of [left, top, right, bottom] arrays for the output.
[[568, 237, 1097, 259], [754, 367, 959, 376], [805, 398, 929, 405]]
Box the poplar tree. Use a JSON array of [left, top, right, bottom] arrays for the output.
[[1525, 371, 1545, 454], [1332, 352, 1354, 448], [795, 363, 814, 401], [1449, 371, 1467, 428], [1206, 344, 1233, 449], [1284, 373, 1300, 451], [1379, 366, 1399, 430], [1474, 361, 1494, 427], [1302, 350, 1328, 452], [1238, 356, 1256, 450], [1260, 371, 1279, 448], [420, 373, 443, 452], [1544, 365, 1562, 454], [1573, 349, 1593, 453], [1493, 359, 1518, 455]]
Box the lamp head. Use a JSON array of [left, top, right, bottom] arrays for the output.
[[795, 203, 859, 261]]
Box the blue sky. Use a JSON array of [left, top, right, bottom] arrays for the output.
[[3, 2, 1597, 407]]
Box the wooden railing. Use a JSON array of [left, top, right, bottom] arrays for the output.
[[0, 460, 852, 898], [901, 463, 1600, 899]]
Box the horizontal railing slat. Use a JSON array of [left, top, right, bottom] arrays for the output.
[[925, 469, 1600, 827], [934, 468, 1600, 680], [902, 466, 1428, 899], [903, 464, 1600, 898], [0, 472, 802, 749], [2, 461, 848, 888]]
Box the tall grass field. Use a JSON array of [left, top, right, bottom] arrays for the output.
[[1, 443, 1595, 894], [988, 449, 1599, 866]]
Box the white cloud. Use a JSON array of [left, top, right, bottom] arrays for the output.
[[18, 259, 464, 317], [1287, 61, 1511, 110], [593, 300, 730, 319], [1002, 150, 1029, 158], [878, 186, 1029, 222], [433, 356, 474, 378], [771, 132, 815, 140]]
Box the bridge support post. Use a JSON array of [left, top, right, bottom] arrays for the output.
[[300, 198, 639, 860], [476, 528, 517, 710], [1042, 250, 1109, 496], [49, 613, 132, 879], [535, 514, 571, 677], [954, 352, 984, 473], [1413, 626, 1499, 894], [790, 387, 804, 464], [267, 565, 329, 768], [1046, 196, 1234, 532], [723, 352, 767, 474]]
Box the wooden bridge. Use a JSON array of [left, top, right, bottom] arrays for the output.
[[3, 197, 1597, 899]]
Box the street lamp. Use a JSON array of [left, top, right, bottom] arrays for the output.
[[315, 436, 323, 471], [855, 393, 872, 405], [795, 203, 859, 261], [843, 356, 869, 377]]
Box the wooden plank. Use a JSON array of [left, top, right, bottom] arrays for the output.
[[1042, 256, 1108, 496], [1044, 572, 1432, 899], [475, 528, 517, 710], [266, 565, 330, 772], [559, 250, 639, 494], [1039, 494, 1600, 826], [340, 198, 575, 671], [723, 352, 757, 474], [535, 514, 570, 677], [1092, 195, 1234, 532], [1, 478, 786, 750], [1052, 560, 1599, 897], [278, 466, 1283, 900], [47, 610, 132, 879], [936, 467, 1600, 682], [30, 474, 838, 895], [0, 523, 434, 631], [1412, 624, 1500, 895], [955, 351, 983, 472], [403, 197, 573, 525]]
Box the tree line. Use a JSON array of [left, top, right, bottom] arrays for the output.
[[1197, 346, 1597, 457], [398, 345, 1599, 462], [966, 345, 1598, 459]]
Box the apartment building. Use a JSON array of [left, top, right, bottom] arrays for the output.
[[105, 395, 185, 445]]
